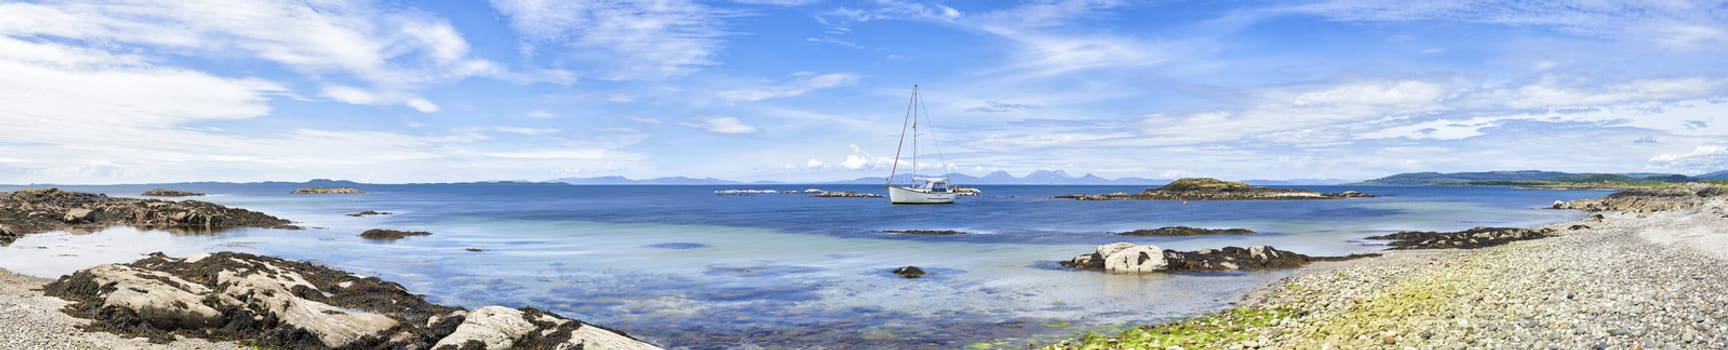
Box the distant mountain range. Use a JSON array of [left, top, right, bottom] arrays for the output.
[[1359, 170, 1728, 185]]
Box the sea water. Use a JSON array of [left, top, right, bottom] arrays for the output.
[[0, 183, 1609, 348]]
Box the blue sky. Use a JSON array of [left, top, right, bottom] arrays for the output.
[[1, 0, 1726, 184]]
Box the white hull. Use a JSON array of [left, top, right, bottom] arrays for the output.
[[888, 186, 956, 204]]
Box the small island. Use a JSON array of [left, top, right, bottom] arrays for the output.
[[1055, 178, 1375, 201], [290, 187, 364, 194], [1116, 226, 1256, 236], [140, 188, 204, 197]]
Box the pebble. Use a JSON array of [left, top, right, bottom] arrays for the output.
[[1234, 196, 1728, 349]]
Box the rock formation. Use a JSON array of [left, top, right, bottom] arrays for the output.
[[1054, 178, 1376, 201], [290, 187, 364, 194], [1061, 242, 1377, 273], [141, 189, 204, 197], [1554, 183, 1726, 212], [1115, 226, 1257, 236], [43, 252, 659, 349], [813, 191, 885, 198], [882, 229, 967, 235], [346, 210, 392, 217], [0, 188, 297, 245], [361, 229, 431, 240], [891, 266, 926, 278], [1366, 227, 1555, 249]]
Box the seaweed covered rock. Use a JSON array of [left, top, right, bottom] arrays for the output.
[[1062, 243, 1377, 273], [882, 229, 967, 235], [346, 210, 392, 217], [891, 266, 927, 278], [1116, 226, 1256, 236], [0, 188, 297, 245], [1366, 226, 1555, 249], [1055, 178, 1376, 201], [43, 252, 660, 349], [1554, 183, 1727, 212], [361, 229, 431, 240]]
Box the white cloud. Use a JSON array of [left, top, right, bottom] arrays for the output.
[[0, 0, 500, 111], [806, 159, 825, 168], [489, 0, 726, 80], [524, 110, 559, 119], [732, 0, 819, 6], [405, 98, 440, 113], [1291, 0, 1728, 51], [717, 73, 863, 102], [1649, 145, 1728, 173], [492, 127, 561, 136], [682, 116, 760, 134], [627, 116, 665, 125]]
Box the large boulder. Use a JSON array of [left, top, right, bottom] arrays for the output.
[[44, 252, 660, 349], [1102, 244, 1167, 273]]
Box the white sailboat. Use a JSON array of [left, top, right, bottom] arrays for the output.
[[887, 85, 958, 204]]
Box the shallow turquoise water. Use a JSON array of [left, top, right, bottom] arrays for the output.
[[0, 183, 1608, 348]]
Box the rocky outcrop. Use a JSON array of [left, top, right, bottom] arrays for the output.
[[882, 229, 967, 235], [814, 191, 885, 198], [891, 266, 926, 278], [43, 252, 659, 349], [1062, 242, 1377, 273], [1054, 178, 1376, 201], [0, 188, 297, 245], [1553, 183, 1726, 212], [1116, 226, 1257, 236], [954, 187, 982, 196], [141, 189, 204, 197], [290, 187, 364, 194], [1366, 226, 1555, 249], [346, 210, 392, 217], [361, 229, 431, 240]]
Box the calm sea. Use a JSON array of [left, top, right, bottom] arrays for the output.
[[0, 183, 1609, 349]]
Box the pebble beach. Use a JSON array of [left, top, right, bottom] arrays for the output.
[[1049, 186, 1728, 349]]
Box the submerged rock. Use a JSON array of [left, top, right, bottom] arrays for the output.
[[1055, 178, 1376, 201], [0, 188, 297, 245], [346, 210, 392, 217], [43, 252, 659, 349], [1061, 242, 1377, 273], [290, 187, 364, 194], [361, 229, 431, 240], [1116, 226, 1256, 236], [141, 189, 205, 197], [882, 229, 967, 235], [891, 266, 927, 278], [1366, 226, 1555, 249], [814, 191, 885, 198]]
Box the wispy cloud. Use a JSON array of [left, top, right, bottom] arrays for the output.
[[0, 0, 500, 112], [717, 73, 862, 102], [490, 0, 728, 80], [1289, 0, 1728, 50], [682, 116, 761, 134]]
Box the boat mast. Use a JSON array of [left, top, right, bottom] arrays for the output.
[[888, 85, 917, 187], [911, 86, 919, 181]]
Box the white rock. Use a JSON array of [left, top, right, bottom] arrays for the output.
[[1103, 244, 1167, 274], [434, 306, 534, 349]]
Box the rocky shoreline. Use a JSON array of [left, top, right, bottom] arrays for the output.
[[1056, 178, 1375, 201], [0, 188, 298, 245], [1044, 183, 1728, 349]]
